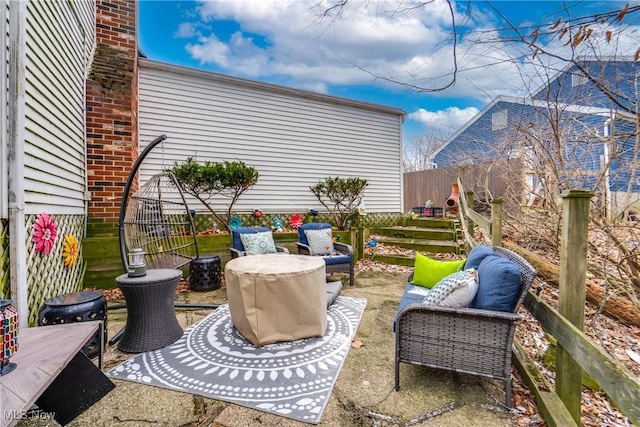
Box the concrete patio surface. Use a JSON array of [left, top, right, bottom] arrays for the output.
[[18, 271, 520, 427]]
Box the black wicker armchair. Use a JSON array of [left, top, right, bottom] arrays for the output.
[[296, 223, 354, 285], [394, 246, 537, 407]]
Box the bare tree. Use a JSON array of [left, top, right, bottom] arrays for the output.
[[314, 0, 459, 93], [403, 132, 445, 172], [319, 1, 640, 307], [468, 66, 640, 309]]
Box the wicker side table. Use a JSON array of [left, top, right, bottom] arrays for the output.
[[116, 269, 183, 353]]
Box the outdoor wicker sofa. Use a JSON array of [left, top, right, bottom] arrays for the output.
[[394, 246, 537, 407]]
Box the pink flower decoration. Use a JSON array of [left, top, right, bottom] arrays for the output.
[[290, 214, 304, 230], [33, 212, 57, 256]]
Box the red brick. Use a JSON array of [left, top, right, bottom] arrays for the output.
[[87, 0, 138, 224]]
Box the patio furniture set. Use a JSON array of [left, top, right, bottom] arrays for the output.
[[1, 167, 536, 424]]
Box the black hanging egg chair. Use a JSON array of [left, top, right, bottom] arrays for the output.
[[110, 135, 218, 346], [118, 135, 199, 271]]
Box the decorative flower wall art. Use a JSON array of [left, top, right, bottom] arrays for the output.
[[229, 216, 243, 229], [32, 213, 57, 256], [62, 234, 79, 268], [289, 214, 303, 230]]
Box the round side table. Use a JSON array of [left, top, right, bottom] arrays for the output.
[[189, 255, 221, 291], [116, 269, 183, 353], [37, 290, 107, 358]]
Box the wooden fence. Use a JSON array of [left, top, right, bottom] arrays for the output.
[[403, 160, 521, 214], [458, 179, 640, 426]]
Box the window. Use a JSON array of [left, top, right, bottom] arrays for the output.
[[492, 111, 508, 131]]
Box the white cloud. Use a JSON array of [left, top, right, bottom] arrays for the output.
[[175, 22, 200, 39], [408, 106, 480, 138], [184, 0, 465, 89], [186, 34, 231, 68], [175, 0, 639, 103]]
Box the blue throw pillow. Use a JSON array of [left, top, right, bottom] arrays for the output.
[[471, 255, 522, 312], [465, 245, 496, 270]]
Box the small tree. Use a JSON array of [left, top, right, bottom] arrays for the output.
[[169, 157, 259, 231], [310, 177, 368, 229]]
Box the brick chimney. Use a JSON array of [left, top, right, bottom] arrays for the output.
[[86, 0, 138, 237]]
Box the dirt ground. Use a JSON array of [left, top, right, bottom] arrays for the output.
[[17, 270, 527, 427]]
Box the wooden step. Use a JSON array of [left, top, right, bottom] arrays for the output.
[[366, 254, 416, 266], [373, 226, 457, 241], [403, 217, 457, 228], [375, 237, 461, 254], [365, 252, 463, 266]]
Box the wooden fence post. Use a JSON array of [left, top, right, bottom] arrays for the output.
[[349, 226, 357, 261], [557, 190, 592, 423], [357, 221, 365, 261], [490, 198, 503, 247]]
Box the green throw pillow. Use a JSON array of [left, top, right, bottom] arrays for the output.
[[411, 252, 465, 289]]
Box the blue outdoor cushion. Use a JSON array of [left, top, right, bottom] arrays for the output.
[[471, 255, 522, 312], [393, 284, 426, 332], [231, 226, 271, 251], [464, 245, 496, 270], [298, 223, 332, 246], [323, 255, 351, 265]]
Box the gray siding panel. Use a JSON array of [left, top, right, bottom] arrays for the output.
[[1, 1, 8, 218], [23, 0, 94, 215], [138, 60, 404, 214]]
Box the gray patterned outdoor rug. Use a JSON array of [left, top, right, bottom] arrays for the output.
[[107, 296, 367, 424]]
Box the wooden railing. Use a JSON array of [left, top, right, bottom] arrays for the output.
[[456, 177, 502, 248], [457, 179, 640, 426]]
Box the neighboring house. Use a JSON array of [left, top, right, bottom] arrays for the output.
[[434, 59, 639, 213], [137, 59, 405, 214], [1, 0, 96, 325]]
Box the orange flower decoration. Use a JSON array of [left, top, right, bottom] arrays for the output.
[[62, 234, 79, 268]]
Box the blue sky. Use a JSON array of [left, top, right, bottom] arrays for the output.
[[138, 1, 637, 145]]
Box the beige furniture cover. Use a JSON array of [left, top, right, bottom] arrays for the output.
[[225, 253, 327, 346]]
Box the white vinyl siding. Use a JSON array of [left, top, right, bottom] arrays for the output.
[[138, 59, 405, 214], [22, 0, 95, 214], [1, 2, 8, 218]]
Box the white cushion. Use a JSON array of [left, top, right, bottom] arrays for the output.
[[423, 269, 479, 307], [239, 231, 278, 255], [304, 228, 335, 255]]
